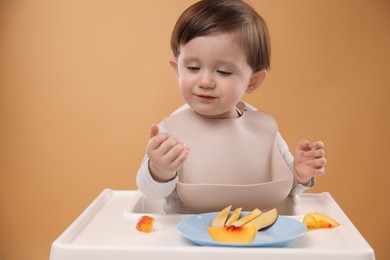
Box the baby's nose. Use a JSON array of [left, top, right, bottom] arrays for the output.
[[198, 73, 215, 88]]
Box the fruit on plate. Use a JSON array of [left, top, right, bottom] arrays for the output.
[[207, 207, 263, 244], [136, 215, 155, 233], [207, 225, 257, 244], [231, 208, 262, 227], [210, 205, 232, 227], [225, 207, 242, 227], [244, 208, 278, 230], [303, 212, 340, 229]]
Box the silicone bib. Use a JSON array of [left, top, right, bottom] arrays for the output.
[[163, 105, 293, 212]]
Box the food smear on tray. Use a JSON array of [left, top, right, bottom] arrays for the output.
[[303, 212, 340, 229], [136, 215, 155, 233], [207, 205, 278, 243]]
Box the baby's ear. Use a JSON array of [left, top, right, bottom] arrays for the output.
[[246, 70, 268, 93], [169, 59, 179, 77]]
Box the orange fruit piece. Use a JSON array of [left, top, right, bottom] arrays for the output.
[[207, 225, 257, 244], [136, 215, 155, 233], [303, 212, 340, 229]]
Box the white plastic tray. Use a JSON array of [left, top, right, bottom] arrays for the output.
[[50, 189, 375, 260]]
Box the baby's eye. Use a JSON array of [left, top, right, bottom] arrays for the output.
[[217, 70, 233, 76], [186, 66, 200, 72]]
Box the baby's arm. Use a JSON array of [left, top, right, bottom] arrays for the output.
[[276, 133, 317, 195], [147, 124, 190, 182], [136, 122, 190, 199], [136, 155, 177, 199]]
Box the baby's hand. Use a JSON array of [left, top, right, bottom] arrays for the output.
[[147, 124, 190, 182], [293, 139, 326, 184]]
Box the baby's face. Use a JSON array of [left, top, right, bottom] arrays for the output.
[[173, 33, 254, 119]]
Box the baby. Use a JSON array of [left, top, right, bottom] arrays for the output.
[[136, 0, 326, 213]]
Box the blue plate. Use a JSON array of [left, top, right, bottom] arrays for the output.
[[176, 212, 306, 247]]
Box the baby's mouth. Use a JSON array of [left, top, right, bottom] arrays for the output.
[[196, 94, 216, 100]]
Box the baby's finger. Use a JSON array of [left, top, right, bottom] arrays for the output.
[[148, 132, 169, 150], [157, 136, 182, 155], [310, 167, 325, 176], [305, 148, 325, 159], [149, 123, 160, 139], [311, 140, 325, 149], [164, 143, 186, 163], [297, 139, 311, 151], [306, 157, 327, 168], [169, 146, 190, 170]]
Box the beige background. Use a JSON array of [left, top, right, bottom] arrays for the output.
[[0, 0, 389, 259]]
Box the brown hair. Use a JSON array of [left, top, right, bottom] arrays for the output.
[[170, 0, 271, 72]]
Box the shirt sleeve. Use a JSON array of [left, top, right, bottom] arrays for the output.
[[276, 132, 316, 196]]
